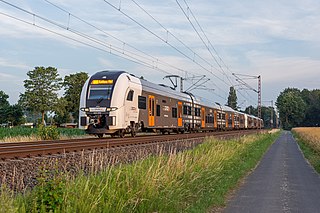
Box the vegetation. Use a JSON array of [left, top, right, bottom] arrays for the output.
[[0, 132, 279, 212], [0, 127, 85, 141], [227, 86, 237, 110], [276, 88, 306, 130], [55, 72, 89, 124], [19, 66, 63, 125], [292, 127, 320, 173], [0, 90, 24, 126]]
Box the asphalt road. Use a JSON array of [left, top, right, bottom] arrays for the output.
[[224, 131, 320, 213]]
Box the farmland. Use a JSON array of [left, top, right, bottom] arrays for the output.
[[292, 127, 320, 173]]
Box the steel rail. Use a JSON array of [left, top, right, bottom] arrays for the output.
[[0, 130, 261, 160]]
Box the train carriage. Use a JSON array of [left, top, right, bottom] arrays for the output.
[[79, 70, 263, 137]]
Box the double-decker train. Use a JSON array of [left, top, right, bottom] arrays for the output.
[[79, 71, 263, 138]]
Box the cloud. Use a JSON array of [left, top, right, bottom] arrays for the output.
[[0, 58, 30, 70]]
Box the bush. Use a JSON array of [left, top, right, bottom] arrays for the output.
[[37, 125, 60, 140]]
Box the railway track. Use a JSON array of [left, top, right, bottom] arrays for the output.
[[0, 130, 261, 161]]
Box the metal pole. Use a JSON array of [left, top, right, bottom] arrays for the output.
[[270, 100, 274, 129], [258, 76, 261, 129]]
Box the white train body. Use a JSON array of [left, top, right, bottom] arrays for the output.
[[79, 71, 263, 137]]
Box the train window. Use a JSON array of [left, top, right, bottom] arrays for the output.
[[126, 90, 134, 101], [172, 107, 177, 118], [88, 84, 113, 100], [187, 106, 192, 115], [156, 105, 160, 116], [138, 96, 147, 109], [162, 100, 167, 103], [195, 108, 201, 116], [183, 105, 188, 115]]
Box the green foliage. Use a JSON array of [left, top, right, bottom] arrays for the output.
[[227, 86, 237, 110], [0, 90, 24, 125], [30, 168, 66, 212], [300, 89, 320, 127], [37, 125, 60, 140], [276, 88, 306, 130], [0, 133, 279, 212], [0, 127, 36, 140], [19, 66, 62, 125], [53, 72, 88, 125]]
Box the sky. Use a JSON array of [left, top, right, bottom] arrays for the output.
[[0, 0, 320, 110]]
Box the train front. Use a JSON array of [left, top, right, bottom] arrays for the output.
[[79, 71, 125, 137]]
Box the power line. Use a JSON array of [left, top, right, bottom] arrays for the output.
[[102, 0, 230, 90], [43, 0, 187, 76]]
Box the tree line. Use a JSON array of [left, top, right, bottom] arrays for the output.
[[1, 67, 318, 129], [0, 66, 88, 126], [276, 88, 320, 129]]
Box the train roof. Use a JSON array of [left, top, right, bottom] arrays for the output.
[[138, 77, 192, 102]]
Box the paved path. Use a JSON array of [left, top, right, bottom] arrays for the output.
[[224, 131, 320, 213]]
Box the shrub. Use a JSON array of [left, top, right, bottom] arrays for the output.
[[37, 125, 60, 140]]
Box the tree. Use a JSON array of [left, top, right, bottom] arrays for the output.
[[62, 72, 88, 123], [19, 66, 62, 125], [276, 88, 306, 130], [227, 86, 237, 110], [300, 89, 320, 127], [0, 90, 10, 124]]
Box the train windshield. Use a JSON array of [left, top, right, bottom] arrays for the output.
[[88, 84, 113, 100]]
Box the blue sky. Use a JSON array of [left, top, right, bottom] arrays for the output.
[[0, 0, 319, 110]]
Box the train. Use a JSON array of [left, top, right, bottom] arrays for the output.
[[79, 71, 263, 138]]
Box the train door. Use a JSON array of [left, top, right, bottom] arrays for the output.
[[178, 102, 183, 127], [201, 107, 205, 128], [214, 110, 218, 129], [148, 95, 155, 127], [225, 113, 229, 128]]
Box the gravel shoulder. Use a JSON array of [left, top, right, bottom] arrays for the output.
[[223, 131, 320, 213]]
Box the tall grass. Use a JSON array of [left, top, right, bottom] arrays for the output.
[[0, 132, 279, 212], [292, 127, 320, 173], [0, 127, 85, 142]]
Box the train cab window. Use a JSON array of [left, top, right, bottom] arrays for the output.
[[172, 107, 177, 118], [156, 105, 161, 116], [88, 84, 113, 100], [138, 96, 147, 109], [126, 90, 134, 101]]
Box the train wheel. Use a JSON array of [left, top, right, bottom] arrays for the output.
[[97, 134, 103, 138], [131, 129, 136, 137], [118, 130, 125, 138]]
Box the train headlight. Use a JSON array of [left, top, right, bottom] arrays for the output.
[[107, 107, 118, 111], [80, 107, 90, 112]]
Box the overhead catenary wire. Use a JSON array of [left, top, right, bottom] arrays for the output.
[[102, 0, 229, 91], [176, 0, 257, 106], [43, 0, 188, 76], [0, 0, 256, 106]]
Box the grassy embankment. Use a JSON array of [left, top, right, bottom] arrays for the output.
[[292, 127, 320, 173], [0, 132, 280, 212], [0, 127, 86, 142]]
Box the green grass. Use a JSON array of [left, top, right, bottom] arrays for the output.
[[292, 131, 320, 173], [0, 127, 36, 140], [0, 132, 279, 212], [0, 127, 85, 141]]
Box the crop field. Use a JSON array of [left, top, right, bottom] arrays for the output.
[[292, 127, 320, 172], [0, 127, 85, 142], [0, 132, 279, 212]]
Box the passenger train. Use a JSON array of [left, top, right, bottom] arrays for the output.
[[79, 71, 263, 138]]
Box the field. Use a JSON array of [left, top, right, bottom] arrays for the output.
[[292, 127, 320, 172], [0, 132, 279, 212], [0, 127, 86, 142]]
